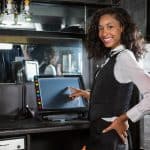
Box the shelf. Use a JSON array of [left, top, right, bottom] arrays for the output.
[[0, 29, 85, 44], [31, 0, 115, 6]]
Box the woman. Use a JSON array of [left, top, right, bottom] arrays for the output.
[[44, 49, 60, 76], [69, 7, 150, 150]]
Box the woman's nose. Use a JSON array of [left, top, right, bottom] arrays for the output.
[[101, 28, 109, 36]]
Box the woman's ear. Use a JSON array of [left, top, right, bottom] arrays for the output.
[[121, 25, 124, 33]]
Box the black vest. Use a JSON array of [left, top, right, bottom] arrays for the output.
[[89, 53, 134, 121]]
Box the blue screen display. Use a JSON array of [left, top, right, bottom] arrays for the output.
[[37, 76, 87, 110]]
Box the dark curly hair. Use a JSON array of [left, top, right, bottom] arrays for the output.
[[86, 7, 146, 60]]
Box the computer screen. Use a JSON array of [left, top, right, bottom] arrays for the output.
[[34, 75, 87, 114]]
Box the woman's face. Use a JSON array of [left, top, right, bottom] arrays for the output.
[[98, 14, 123, 49]]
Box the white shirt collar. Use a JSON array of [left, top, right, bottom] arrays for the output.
[[110, 45, 125, 56]]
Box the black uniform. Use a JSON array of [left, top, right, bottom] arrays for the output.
[[87, 52, 134, 150]]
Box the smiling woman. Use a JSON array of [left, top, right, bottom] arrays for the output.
[[69, 7, 148, 150]]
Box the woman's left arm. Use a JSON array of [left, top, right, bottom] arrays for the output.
[[102, 50, 150, 142], [115, 50, 150, 121]]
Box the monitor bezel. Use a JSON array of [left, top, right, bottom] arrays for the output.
[[34, 75, 88, 115]]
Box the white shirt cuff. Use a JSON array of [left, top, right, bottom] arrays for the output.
[[126, 106, 144, 122]]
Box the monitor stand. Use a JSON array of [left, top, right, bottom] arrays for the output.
[[42, 113, 79, 122]]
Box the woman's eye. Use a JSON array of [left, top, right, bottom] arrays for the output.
[[98, 26, 103, 31], [107, 25, 113, 29]]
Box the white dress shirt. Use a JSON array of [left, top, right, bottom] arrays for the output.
[[103, 44, 150, 122], [44, 64, 56, 75]]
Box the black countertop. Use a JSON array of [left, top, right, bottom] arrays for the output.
[[0, 117, 90, 137]]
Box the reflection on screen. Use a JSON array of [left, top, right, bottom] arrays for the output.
[[37, 77, 86, 110]]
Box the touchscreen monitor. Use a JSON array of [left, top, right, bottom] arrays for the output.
[[34, 75, 88, 114]]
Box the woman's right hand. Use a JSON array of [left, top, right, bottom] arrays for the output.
[[102, 113, 129, 144], [68, 87, 90, 101]]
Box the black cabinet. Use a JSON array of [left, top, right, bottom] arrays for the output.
[[0, 118, 90, 150], [29, 129, 88, 150]]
